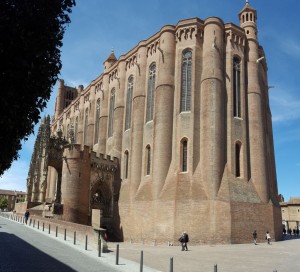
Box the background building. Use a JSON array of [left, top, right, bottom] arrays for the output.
[[281, 197, 300, 232], [0, 189, 26, 211], [26, 2, 282, 244]]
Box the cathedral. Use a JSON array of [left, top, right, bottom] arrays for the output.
[[26, 2, 282, 244]]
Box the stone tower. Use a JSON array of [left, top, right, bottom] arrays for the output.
[[29, 2, 282, 244]]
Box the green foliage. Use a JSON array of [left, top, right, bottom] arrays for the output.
[[0, 197, 8, 209], [0, 0, 76, 175]]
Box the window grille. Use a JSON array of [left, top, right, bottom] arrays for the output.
[[233, 57, 241, 117], [125, 76, 134, 130], [108, 89, 115, 137], [180, 50, 192, 112], [146, 64, 156, 122], [94, 98, 100, 144]]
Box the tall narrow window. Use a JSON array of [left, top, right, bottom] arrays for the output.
[[146, 63, 156, 122], [67, 124, 70, 142], [124, 150, 129, 179], [74, 116, 78, 143], [180, 50, 192, 112], [181, 139, 188, 172], [108, 89, 115, 137], [84, 108, 88, 145], [233, 57, 241, 117], [236, 142, 241, 177], [125, 76, 134, 130], [94, 98, 100, 144], [146, 145, 151, 175]]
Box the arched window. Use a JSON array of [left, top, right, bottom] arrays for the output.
[[233, 56, 241, 117], [146, 145, 151, 175], [146, 63, 156, 122], [74, 116, 78, 143], [108, 89, 115, 137], [180, 50, 192, 112], [125, 76, 134, 130], [94, 98, 100, 144], [84, 108, 88, 145], [236, 142, 241, 177], [124, 150, 129, 179], [181, 139, 188, 172]]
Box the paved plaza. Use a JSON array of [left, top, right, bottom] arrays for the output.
[[1, 214, 300, 271]]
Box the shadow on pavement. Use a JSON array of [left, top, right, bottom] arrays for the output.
[[0, 232, 76, 272]]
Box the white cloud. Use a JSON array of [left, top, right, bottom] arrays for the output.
[[269, 87, 300, 123], [279, 39, 300, 58]]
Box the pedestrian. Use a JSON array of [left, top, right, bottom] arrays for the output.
[[24, 210, 30, 225], [283, 228, 286, 236], [266, 231, 271, 245], [179, 231, 189, 251], [252, 230, 257, 245]]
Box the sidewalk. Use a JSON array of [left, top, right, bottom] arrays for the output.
[[107, 238, 300, 272]]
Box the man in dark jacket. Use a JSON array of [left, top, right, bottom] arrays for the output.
[[179, 231, 189, 251], [24, 210, 30, 224]]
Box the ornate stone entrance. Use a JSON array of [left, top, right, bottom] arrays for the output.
[[90, 153, 118, 230]]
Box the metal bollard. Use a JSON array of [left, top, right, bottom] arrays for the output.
[[38, 221, 39, 229], [64, 229, 66, 240], [74, 231, 76, 245], [98, 239, 101, 257], [170, 257, 173, 272], [116, 244, 119, 265], [140, 250, 143, 272], [48, 224, 51, 234], [55, 226, 58, 237], [42, 222, 44, 231], [33, 219, 35, 228], [214, 264, 218, 272], [85, 235, 88, 250]]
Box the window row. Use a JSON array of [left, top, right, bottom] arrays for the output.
[[71, 54, 242, 144], [122, 139, 188, 180]]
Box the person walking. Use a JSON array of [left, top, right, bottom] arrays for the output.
[[266, 231, 271, 245], [24, 210, 30, 225], [179, 231, 189, 251], [252, 230, 257, 245]]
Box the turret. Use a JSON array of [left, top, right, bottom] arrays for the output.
[[104, 49, 117, 71], [239, 1, 257, 34], [240, 1, 269, 202]]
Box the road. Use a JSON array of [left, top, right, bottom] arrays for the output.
[[0, 216, 121, 272]]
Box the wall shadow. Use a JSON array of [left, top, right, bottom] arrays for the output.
[[0, 232, 76, 271]]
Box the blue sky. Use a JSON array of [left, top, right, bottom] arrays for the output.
[[0, 0, 299, 201]]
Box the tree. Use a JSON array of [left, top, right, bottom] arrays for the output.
[[0, 0, 76, 176], [0, 197, 8, 210]]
